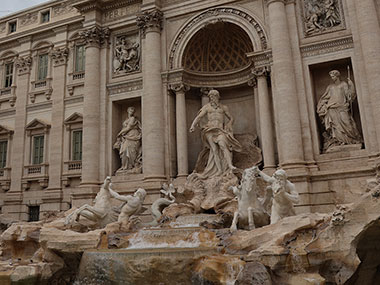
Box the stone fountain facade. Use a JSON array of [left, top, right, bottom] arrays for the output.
[[0, 0, 380, 283]]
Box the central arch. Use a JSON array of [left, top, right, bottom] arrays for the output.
[[168, 6, 268, 70]]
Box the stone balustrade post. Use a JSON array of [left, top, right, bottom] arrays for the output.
[[266, 0, 304, 167], [170, 83, 190, 177], [137, 9, 166, 180]]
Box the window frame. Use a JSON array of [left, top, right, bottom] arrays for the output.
[[32, 135, 44, 165], [0, 140, 8, 169], [28, 205, 40, 222], [40, 10, 50, 24], [74, 44, 85, 73], [8, 21, 17, 34], [71, 129, 82, 161], [37, 53, 49, 81], [4, 62, 13, 88]]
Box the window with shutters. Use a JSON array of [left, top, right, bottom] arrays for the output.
[[37, 54, 48, 81], [0, 141, 7, 169], [72, 130, 82, 161], [41, 10, 50, 23], [4, 62, 13, 88], [32, 135, 44, 165], [74, 45, 85, 73]]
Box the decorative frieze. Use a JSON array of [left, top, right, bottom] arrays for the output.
[[302, 0, 345, 36], [0, 23, 6, 34], [107, 79, 143, 95], [15, 56, 32, 75], [103, 3, 140, 23], [19, 12, 38, 27], [52, 0, 76, 17], [252, 66, 271, 78], [79, 26, 110, 48], [113, 34, 140, 74], [300, 36, 353, 57], [136, 9, 163, 36], [51, 47, 69, 66]]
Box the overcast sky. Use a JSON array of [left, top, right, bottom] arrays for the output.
[[0, 0, 51, 18]]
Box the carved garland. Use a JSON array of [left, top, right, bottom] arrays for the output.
[[169, 7, 268, 70]]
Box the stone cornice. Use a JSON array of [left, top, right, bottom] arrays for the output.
[[74, 0, 141, 12], [136, 9, 163, 36], [79, 26, 110, 47], [300, 36, 353, 58]]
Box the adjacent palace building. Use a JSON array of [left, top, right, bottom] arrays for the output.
[[0, 0, 379, 221]]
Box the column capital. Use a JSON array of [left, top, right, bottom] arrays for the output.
[[79, 26, 110, 48], [169, 82, 190, 93], [51, 47, 69, 67], [15, 56, 32, 75], [247, 77, 257, 88], [252, 66, 271, 78], [136, 9, 163, 36]]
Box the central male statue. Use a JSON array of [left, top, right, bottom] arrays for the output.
[[190, 89, 242, 178]]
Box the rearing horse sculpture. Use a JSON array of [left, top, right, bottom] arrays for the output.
[[230, 166, 271, 231]]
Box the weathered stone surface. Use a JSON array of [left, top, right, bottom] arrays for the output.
[[235, 261, 272, 285], [39, 228, 103, 253]]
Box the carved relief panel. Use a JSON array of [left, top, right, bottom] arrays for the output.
[[301, 0, 345, 36], [112, 33, 140, 75]]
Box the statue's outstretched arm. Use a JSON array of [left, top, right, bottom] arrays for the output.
[[109, 189, 132, 202], [258, 170, 275, 184]]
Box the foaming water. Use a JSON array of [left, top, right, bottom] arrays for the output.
[[126, 231, 202, 249]]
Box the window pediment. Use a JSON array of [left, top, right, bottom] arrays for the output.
[[64, 112, 83, 125], [0, 125, 13, 136], [25, 118, 50, 135]]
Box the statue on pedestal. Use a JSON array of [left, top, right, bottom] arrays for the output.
[[190, 89, 242, 178], [317, 69, 362, 152], [114, 107, 142, 173]]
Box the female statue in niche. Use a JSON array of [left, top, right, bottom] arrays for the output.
[[113, 107, 142, 173], [317, 69, 362, 152]]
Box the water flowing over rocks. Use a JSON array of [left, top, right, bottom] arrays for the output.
[[0, 190, 380, 284]]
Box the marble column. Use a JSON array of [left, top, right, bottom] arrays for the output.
[[266, 0, 304, 167], [79, 26, 109, 187], [4, 56, 32, 220], [42, 46, 69, 213], [353, 0, 380, 150], [137, 10, 166, 180], [170, 83, 190, 177], [252, 67, 276, 172]]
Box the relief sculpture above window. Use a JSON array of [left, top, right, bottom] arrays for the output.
[[302, 0, 344, 36], [113, 34, 140, 75]]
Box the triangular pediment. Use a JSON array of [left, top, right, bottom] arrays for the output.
[[0, 125, 14, 135], [25, 118, 50, 131], [64, 112, 83, 125]]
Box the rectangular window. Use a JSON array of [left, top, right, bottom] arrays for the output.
[[32, 135, 44, 165], [72, 130, 82, 161], [41, 11, 50, 23], [37, 54, 48, 81], [74, 45, 85, 72], [28, 206, 40, 222], [4, 62, 13, 88], [0, 141, 7, 168], [8, 21, 16, 33]]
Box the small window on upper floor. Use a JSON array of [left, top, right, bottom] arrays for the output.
[[8, 21, 16, 34], [74, 45, 85, 73], [41, 10, 50, 23], [0, 140, 7, 169], [4, 62, 13, 88], [37, 54, 48, 81], [32, 135, 44, 165], [72, 129, 82, 161]]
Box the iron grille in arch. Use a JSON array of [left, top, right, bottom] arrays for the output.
[[182, 22, 253, 72]]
